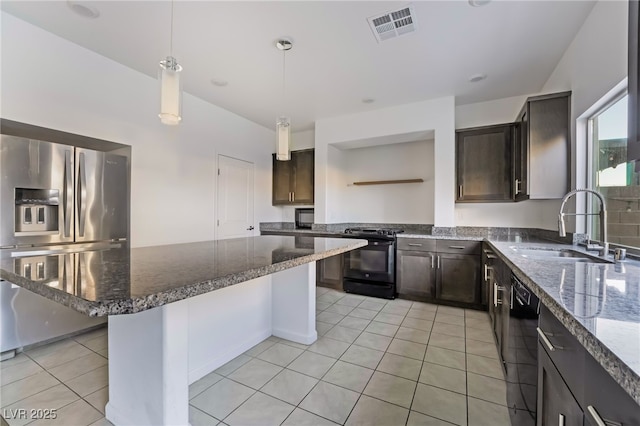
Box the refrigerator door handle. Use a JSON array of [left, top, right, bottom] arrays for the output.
[[75, 252, 83, 296], [63, 150, 73, 238], [77, 152, 87, 237]]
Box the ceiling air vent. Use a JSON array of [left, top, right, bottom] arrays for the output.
[[367, 4, 417, 43]]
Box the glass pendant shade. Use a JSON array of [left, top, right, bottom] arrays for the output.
[[276, 116, 291, 161], [159, 56, 182, 126]]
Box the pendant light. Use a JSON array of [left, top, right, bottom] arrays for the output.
[[276, 39, 292, 161], [158, 0, 182, 125]]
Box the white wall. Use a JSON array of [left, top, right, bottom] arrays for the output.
[[315, 97, 455, 226], [1, 12, 280, 247], [542, 1, 627, 121], [336, 141, 434, 224], [291, 130, 315, 151], [542, 0, 627, 233], [455, 95, 528, 129]]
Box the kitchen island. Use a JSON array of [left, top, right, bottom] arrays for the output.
[[0, 235, 367, 426]]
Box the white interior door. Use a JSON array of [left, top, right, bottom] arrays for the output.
[[216, 155, 255, 239]]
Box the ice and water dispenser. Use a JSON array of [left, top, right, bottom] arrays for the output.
[[14, 188, 60, 236]]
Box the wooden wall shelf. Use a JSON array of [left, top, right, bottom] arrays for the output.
[[352, 178, 424, 186]]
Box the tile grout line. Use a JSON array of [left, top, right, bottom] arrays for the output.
[[465, 309, 470, 426], [339, 297, 412, 425], [404, 303, 429, 426], [284, 293, 375, 425], [14, 342, 109, 425], [6, 290, 493, 426]]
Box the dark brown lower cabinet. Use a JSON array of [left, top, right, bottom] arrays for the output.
[[316, 254, 343, 290], [489, 254, 511, 370], [396, 239, 481, 307], [583, 354, 640, 426], [537, 305, 640, 426], [396, 250, 436, 299], [436, 253, 480, 304], [537, 346, 584, 426]]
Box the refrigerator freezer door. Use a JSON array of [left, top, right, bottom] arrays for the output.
[[75, 148, 128, 242], [0, 136, 75, 247]]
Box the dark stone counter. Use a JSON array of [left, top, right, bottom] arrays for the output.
[[0, 236, 366, 317], [489, 241, 640, 406]]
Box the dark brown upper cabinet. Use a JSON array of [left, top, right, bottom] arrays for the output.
[[456, 124, 515, 202], [455, 91, 571, 203], [514, 92, 571, 201], [629, 0, 640, 168], [272, 148, 314, 205]]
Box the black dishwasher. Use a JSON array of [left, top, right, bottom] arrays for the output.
[[505, 274, 539, 426]]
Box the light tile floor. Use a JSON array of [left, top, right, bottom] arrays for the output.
[[1, 288, 512, 426]]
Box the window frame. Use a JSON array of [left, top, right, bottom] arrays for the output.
[[586, 89, 640, 257]]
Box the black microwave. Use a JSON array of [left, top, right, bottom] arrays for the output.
[[295, 208, 314, 229]]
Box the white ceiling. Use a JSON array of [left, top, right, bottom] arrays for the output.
[[1, 1, 596, 132]]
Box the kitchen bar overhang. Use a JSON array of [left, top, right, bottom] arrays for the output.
[[0, 235, 367, 426]]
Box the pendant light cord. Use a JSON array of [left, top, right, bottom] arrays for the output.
[[282, 47, 286, 115], [170, 0, 174, 56]]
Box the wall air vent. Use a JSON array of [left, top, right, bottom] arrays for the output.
[[367, 4, 417, 43]]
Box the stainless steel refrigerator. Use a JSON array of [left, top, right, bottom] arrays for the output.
[[0, 131, 130, 354]]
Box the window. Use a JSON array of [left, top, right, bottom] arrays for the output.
[[589, 94, 640, 249]]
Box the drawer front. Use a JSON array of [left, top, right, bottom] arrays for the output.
[[538, 305, 585, 402], [436, 239, 481, 255], [397, 238, 436, 252]]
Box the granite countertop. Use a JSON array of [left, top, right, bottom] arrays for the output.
[[0, 236, 366, 317], [488, 241, 640, 406], [260, 229, 342, 237], [261, 224, 574, 244]]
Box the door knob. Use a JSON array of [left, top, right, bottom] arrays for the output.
[[247, 226, 255, 231]]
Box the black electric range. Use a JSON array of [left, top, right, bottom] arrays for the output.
[[341, 227, 404, 299]]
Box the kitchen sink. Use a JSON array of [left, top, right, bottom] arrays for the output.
[[512, 247, 611, 263]]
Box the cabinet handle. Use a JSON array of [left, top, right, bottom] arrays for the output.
[[431, 255, 435, 269], [486, 254, 497, 259], [493, 282, 503, 306], [408, 243, 423, 247], [510, 285, 514, 309], [292, 192, 295, 202], [449, 245, 466, 249], [537, 327, 563, 352], [458, 185, 463, 199], [436, 255, 440, 269], [586, 406, 606, 426], [484, 264, 493, 281], [515, 179, 521, 195], [558, 414, 565, 426]]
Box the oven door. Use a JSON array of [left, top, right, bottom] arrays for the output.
[[343, 239, 394, 283]]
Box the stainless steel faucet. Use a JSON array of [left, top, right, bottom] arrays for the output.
[[558, 188, 609, 257]]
